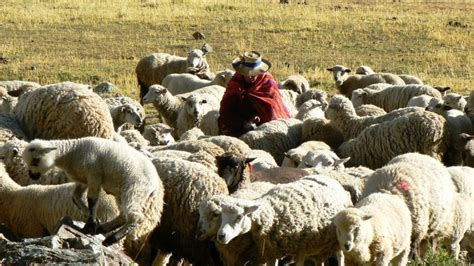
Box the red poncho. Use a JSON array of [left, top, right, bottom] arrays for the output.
[[218, 72, 290, 137]]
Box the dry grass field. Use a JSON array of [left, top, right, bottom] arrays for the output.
[[1, 0, 472, 101]]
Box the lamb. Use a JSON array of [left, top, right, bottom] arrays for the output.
[[296, 89, 328, 108], [326, 95, 424, 140], [362, 153, 456, 259], [281, 140, 331, 168], [443, 92, 468, 111], [216, 151, 310, 193], [239, 118, 303, 165], [278, 74, 310, 94], [142, 84, 183, 129], [0, 138, 70, 186], [216, 175, 352, 265], [135, 43, 213, 102], [334, 193, 412, 265], [351, 84, 443, 112], [149, 157, 228, 265], [104, 96, 146, 132], [162, 69, 234, 95], [327, 65, 405, 98], [337, 110, 449, 169], [354, 104, 386, 117], [119, 129, 149, 147], [0, 162, 119, 239], [143, 123, 175, 146], [22, 136, 164, 260], [297, 149, 349, 170], [301, 118, 344, 149], [13, 82, 116, 140]]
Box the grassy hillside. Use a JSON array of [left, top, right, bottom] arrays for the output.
[[1, 0, 472, 100]]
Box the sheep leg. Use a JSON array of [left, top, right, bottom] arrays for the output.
[[102, 221, 137, 246], [391, 248, 410, 266], [72, 184, 89, 217], [82, 185, 101, 234], [96, 214, 126, 234]]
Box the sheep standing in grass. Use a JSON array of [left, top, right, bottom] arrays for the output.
[[0, 80, 41, 92], [13, 82, 116, 140], [177, 92, 222, 137], [326, 95, 423, 140], [142, 84, 183, 129], [216, 175, 352, 265], [355, 65, 424, 84], [351, 85, 442, 112], [278, 74, 310, 94], [334, 193, 412, 265], [337, 110, 448, 169], [162, 69, 234, 95], [22, 136, 164, 258], [327, 65, 405, 98], [362, 153, 456, 259], [136, 44, 213, 103]]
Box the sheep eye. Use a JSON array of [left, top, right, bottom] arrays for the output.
[[201, 100, 207, 104], [29, 148, 36, 152]]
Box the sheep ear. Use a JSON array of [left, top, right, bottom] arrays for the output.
[[201, 43, 212, 54], [245, 157, 257, 164], [326, 68, 333, 72], [284, 152, 290, 158], [362, 214, 373, 221], [334, 157, 350, 167], [179, 96, 188, 101], [243, 204, 259, 215], [345, 69, 351, 73], [42, 147, 57, 153]]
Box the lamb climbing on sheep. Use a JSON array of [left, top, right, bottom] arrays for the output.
[[22, 136, 164, 258]]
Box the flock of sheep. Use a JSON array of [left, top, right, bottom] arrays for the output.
[[0, 42, 473, 266]]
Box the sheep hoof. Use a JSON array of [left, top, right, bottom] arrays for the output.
[[82, 217, 100, 234], [102, 235, 119, 246]]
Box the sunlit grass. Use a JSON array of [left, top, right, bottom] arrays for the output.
[[1, 0, 472, 100]]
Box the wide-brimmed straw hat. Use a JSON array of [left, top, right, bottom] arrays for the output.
[[232, 51, 271, 76]]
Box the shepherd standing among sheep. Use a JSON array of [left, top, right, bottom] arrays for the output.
[[22, 136, 164, 260]]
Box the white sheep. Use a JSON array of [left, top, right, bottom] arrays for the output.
[[354, 104, 386, 117], [337, 110, 449, 169], [245, 149, 278, 171], [407, 94, 443, 109], [362, 153, 456, 259], [179, 126, 206, 141], [0, 138, 70, 186], [351, 84, 443, 112], [200, 135, 251, 155], [354, 65, 375, 75], [149, 157, 228, 265], [465, 91, 474, 124], [197, 109, 220, 135], [0, 162, 119, 239], [295, 99, 326, 121], [162, 69, 234, 95], [22, 136, 164, 255], [297, 149, 349, 170], [278, 74, 310, 94], [215, 175, 352, 265], [143, 123, 175, 146], [135, 43, 213, 102], [0, 86, 17, 112], [457, 133, 474, 167], [443, 92, 468, 111], [326, 95, 424, 140], [327, 65, 405, 97], [239, 118, 303, 165], [176, 92, 222, 137], [104, 96, 145, 132], [0, 80, 41, 92], [142, 84, 183, 129], [13, 82, 116, 140], [334, 193, 412, 265], [119, 129, 149, 147], [0, 112, 28, 142], [281, 140, 331, 168], [355, 66, 424, 84]]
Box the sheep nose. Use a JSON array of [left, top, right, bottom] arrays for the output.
[[344, 243, 351, 251], [217, 233, 225, 242], [28, 171, 41, 180]]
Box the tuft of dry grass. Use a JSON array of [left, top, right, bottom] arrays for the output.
[[1, 0, 472, 100]]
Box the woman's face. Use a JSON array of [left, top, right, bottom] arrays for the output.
[[243, 75, 256, 83]]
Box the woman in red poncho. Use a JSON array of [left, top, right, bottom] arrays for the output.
[[218, 51, 290, 137]]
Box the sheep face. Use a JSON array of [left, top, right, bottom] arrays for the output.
[[120, 104, 143, 128], [443, 93, 467, 111], [22, 140, 58, 179], [297, 150, 349, 170], [186, 49, 207, 73], [217, 199, 258, 244], [334, 209, 373, 252], [351, 89, 367, 108], [216, 153, 246, 189], [143, 124, 175, 146], [327, 65, 351, 86], [197, 198, 222, 241], [142, 85, 167, 104], [184, 95, 208, 120]]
